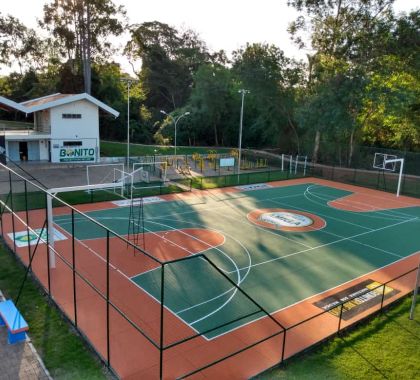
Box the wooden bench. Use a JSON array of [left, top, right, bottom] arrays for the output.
[[0, 300, 29, 344]]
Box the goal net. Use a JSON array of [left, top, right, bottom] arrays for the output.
[[132, 162, 168, 184], [87, 163, 125, 185]]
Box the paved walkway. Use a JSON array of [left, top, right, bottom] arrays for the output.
[[0, 292, 51, 380]]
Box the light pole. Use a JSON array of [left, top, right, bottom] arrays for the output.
[[160, 110, 190, 156], [237, 89, 250, 181], [121, 78, 136, 166]]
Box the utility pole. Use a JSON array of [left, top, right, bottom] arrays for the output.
[[237, 89, 250, 182], [160, 110, 191, 156], [121, 78, 136, 167]]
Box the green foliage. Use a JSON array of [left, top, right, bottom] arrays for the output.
[[0, 13, 45, 72], [359, 56, 420, 149], [126, 21, 210, 111], [0, 1, 418, 155]]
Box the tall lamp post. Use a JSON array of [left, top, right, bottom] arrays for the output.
[[121, 78, 137, 166], [237, 89, 250, 181], [160, 110, 190, 156]]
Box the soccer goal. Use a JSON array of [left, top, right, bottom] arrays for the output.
[[86, 163, 125, 185], [132, 161, 168, 184], [373, 152, 405, 197]]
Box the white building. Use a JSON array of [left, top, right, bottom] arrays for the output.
[[0, 93, 119, 163]]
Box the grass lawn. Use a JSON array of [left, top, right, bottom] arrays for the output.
[[100, 140, 231, 157], [0, 242, 109, 379], [257, 294, 420, 379]]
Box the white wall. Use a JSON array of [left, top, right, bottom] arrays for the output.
[[50, 100, 99, 163], [50, 100, 99, 140]]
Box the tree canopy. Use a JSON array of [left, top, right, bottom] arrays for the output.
[[0, 0, 418, 159]]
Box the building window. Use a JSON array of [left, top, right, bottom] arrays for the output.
[[62, 113, 82, 119], [63, 141, 82, 147]]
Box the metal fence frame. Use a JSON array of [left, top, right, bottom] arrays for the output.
[[0, 163, 418, 379]]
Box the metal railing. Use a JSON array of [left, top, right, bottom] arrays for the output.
[[0, 163, 417, 379]]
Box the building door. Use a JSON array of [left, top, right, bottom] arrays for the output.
[[27, 141, 40, 161], [19, 141, 28, 161]]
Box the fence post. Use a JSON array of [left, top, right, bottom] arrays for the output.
[[106, 230, 111, 368], [337, 303, 344, 333], [281, 329, 287, 362], [409, 263, 420, 320], [24, 181, 31, 264], [44, 193, 51, 295], [159, 263, 166, 380], [380, 283, 387, 310], [9, 171, 16, 253], [72, 209, 78, 328]]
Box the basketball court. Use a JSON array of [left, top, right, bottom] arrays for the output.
[[2, 171, 419, 378]]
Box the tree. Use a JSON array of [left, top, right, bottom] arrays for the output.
[[0, 13, 45, 73], [126, 22, 210, 112], [232, 43, 299, 150], [359, 56, 419, 150], [41, 0, 126, 94], [288, 0, 397, 162], [186, 64, 234, 145]]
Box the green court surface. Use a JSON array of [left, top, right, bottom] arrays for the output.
[[53, 183, 420, 339]]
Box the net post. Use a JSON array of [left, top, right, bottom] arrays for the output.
[[289, 155, 293, 174], [294, 155, 298, 175], [46, 192, 56, 268], [281, 154, 284, 171], [303, 156, 307, 176]]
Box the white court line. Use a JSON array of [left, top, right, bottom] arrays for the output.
[[208, 250, 420, 341], [305, 185, 416, 221], [52, 192, 305, 227], [265, 193, 405, 259], [226, 217, 417, 273], [50, 219, 206, 339], [208, 205, 315, 249], [154, 186, 407, 321], [126, 218, 250, 329], [51, 182, 420, 339], [142, 219, 256, 325], [146, 218, 253, 317]]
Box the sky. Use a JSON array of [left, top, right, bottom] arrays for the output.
[[1, 0, 417, 75]]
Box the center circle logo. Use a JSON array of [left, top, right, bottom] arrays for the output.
[[259, 211, 313, 228], [247, 208, 326, 232]]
